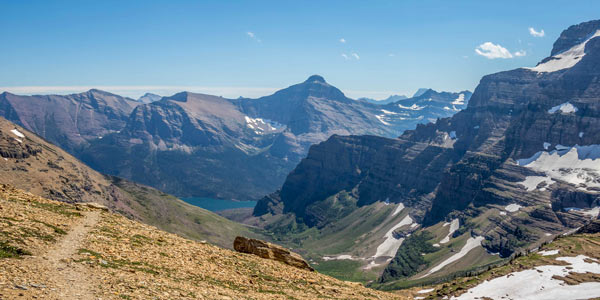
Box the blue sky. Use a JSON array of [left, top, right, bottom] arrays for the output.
[[1, 0, 599, 99]]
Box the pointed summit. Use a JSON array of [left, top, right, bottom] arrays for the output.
[[304, 75, 327, 84]]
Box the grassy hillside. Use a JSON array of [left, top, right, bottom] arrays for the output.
[[0, 184, 406, 299]]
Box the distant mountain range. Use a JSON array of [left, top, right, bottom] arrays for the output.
[[0, 75, 469, 200], [359, 94, 408, 105], [252, 19, 600, 286]]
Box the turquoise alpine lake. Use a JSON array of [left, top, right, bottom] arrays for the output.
[[181, 197, 257, 212]]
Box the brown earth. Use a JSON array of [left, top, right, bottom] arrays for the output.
[[0, 184, 406, 299]]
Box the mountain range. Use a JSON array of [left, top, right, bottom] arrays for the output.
[[0, 117, 262, 248], [251, 19, 600, 286], [1, 18, 600, 299], [0, 76, 470, 200]]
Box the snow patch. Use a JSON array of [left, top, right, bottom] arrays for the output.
[[10, 129, 25, 138], [548, 102, 578, 114], [440, 219, 459, 244], [538, 249, 559, 256], [451, 94, 465, 105], [417, 288, 435, 294], [392, 203, 404, 216], [505, 204, 522, 212], [449, 131, 457, 139], [380, 109, 398, 115], [543, 142, 551, 150], [528, 30, 600, 73], [421, 236, 484, 278], [517, 144, 600, 192], [518, 176, 555, 192], [580, 132, 584, 138], [372, 215, 413, 259], [322, 255, 354, 261], [244, 116, 283, 134], [375, 114, 391, 125], [398, 103, 424, 111], [452, 255, 600, 300]]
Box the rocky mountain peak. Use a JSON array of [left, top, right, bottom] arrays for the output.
[[551, 19, 600, 55], [168, 91, 192, 102], [304, 74, 327, 84], [412, 88, 430, 97], [137, 93, 162, 104]]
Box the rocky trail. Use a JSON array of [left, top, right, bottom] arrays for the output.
[[0, 185, 405, 299], [38, 210, 100, 299], [0, 207, 101, 300]]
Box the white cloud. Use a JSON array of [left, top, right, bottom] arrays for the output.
[[475, 42, 513, 59], [341, 52, 359, 60], [247, 31, 261, 42], [529, 27, 545, 37], [339, 38, 346, 43], [514, 50, 527, 57], [388, 53, 395, 57]]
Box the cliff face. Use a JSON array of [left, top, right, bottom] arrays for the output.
[[0, 89, 140, 152], [255, 20, 600, 280]]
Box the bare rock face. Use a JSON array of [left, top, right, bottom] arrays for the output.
[[233, 236, 314, 271]]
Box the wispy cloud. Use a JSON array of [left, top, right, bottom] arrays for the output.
[[341, 52, 360, 60], [529, 27, 545, 37], [388, 53, 395, 57], [339, 38, 346, 43], [514, 50, 527, 57], [475, 42, 513, 59], [247, 31, 261, 42]]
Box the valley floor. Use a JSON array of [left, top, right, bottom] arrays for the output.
[[0, 184, 406, 299]]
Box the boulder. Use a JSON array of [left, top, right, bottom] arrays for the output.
[[233, 236, 314, 271], [75, 202, 109, 211]]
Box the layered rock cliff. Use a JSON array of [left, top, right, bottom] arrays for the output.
[[254, 19, 600, 284]]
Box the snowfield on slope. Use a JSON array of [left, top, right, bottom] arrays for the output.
[[10, 129, 25, 138], [548, 102, 578, 114], [517, 144, 600, 192], [518, 175, 555, 191], [244, 116, 283, 134], [452, 255, 600, 300], [527, 30, 600, 73], [440, 219, 459, 244], [372, 214, 413, 259], [420, 236, 484, 278]]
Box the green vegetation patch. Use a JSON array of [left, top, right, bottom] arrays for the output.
[[0, 240, 31, 258], [314, 259, 377, 282], [30, 201, 82, 217], [379, 231, 438, 282]]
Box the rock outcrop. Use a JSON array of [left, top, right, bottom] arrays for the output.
[[234, 236, 314, 271]]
